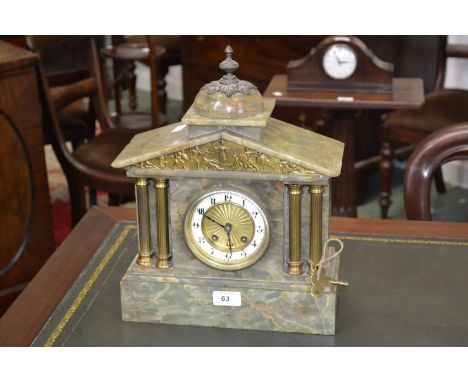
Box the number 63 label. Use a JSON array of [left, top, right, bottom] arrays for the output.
[[212, 291, 242, 307]]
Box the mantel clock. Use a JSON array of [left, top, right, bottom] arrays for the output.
[[287, 35, 394, 93], [112, 46, 347, 335]]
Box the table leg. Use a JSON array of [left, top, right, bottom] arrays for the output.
[[127, 61, 137, 111], [332, 110, 357, 217], [112, 59, 122, 114], [158, 60, 168, 115]]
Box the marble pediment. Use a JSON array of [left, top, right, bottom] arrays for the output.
[[112, 117, 344, 177]]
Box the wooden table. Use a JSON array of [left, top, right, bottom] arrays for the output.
[[264, 74, 425, 217], [1, 206, 468, 346], [100, 41, 167, 123]]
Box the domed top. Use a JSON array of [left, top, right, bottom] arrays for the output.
[[192, 46, 264, 119]]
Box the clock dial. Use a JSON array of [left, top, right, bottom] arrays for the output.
[[322, 43, 357, 80], [184, 189, 269, 271]]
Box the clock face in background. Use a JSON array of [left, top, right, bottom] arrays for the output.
[[184, 188, 270, 271], [322, 43, 358, 80]]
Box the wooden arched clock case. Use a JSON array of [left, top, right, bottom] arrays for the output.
[[112, 46, 346, 335], [287, 36, 394, 93]]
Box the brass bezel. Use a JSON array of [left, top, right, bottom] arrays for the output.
[[183, 187, 270, 271]]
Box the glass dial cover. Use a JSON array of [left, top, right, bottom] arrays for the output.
[[184, 188, 270, 271], [322, 43, 358, 80]]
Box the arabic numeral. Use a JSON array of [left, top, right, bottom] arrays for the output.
[[251, 240, 258, 247], [242, 199, 246, 207], [192, 222, 200, 229], [198, 237, 205, 244], [210, 198, 216, 205], [257, 226, 264, 233], [197, 208, 205, 215], [221, 295, 230, 302], [252, 210, 259, 218], [224, 194, 232, 201]]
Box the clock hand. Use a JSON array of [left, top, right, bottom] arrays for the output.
[[333, 50, 343, 64], [227, 231, 233, 255], [203, 213, 226, 229]]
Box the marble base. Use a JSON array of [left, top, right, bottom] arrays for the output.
[[121, 248, 339, 335]]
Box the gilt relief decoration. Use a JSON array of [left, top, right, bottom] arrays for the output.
[[134, 139, 315, 175]]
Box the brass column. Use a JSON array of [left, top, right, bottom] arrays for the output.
[[154, 179, 172, 268], [135, 178, 153, 267], [287, 184, 303, 275], [309, 185, 324, 274]]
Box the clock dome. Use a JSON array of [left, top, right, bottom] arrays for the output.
[[192, 45, 264, 119]]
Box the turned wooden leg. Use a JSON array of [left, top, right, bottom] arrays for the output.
[[434, 167, 447, 194], [112, 60, 122, 114], [158, 60, 168, 115], [149, 56, 160, 128], [331, 110, 357, 217], [127, 61, 137, 111], [68, 178, 87, 226], [379, 141, 394, 219], [89, 189, 97, 206]]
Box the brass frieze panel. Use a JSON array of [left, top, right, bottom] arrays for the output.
[[134, 139, 316, 175]]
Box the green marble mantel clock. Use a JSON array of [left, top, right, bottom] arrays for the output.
[[112, 46, 347, 335]]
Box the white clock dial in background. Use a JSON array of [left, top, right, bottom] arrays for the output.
[[322, 44, 358, 80]]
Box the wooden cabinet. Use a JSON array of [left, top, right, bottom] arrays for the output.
[[0, 41, 55, 315]]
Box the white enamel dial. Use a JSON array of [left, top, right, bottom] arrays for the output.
[[322, 43, 357, 80], [184, 189, 270, 271]]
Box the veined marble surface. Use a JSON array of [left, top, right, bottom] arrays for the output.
[[121, 277, 337, 335], [181, 98, 276, 127], [147, 178, 332, 280], [127, 167, 328, 183], [112, 118, 343, 178], [165, 177, 285, 281], [121, 177, 339, 335]]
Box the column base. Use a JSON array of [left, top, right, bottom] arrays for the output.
[[287, 261, 303, 276], [155, 254, 173, 269], [137, 251, 153, 267]]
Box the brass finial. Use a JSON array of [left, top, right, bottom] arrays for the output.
[[219, 45, 239, 84], [201, 45, 257, 97]]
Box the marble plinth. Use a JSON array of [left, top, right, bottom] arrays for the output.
[[121, 246, 340, 335], [121, 177, 337, 335]]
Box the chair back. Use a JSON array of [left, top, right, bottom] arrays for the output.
[[404, 122, 468, 220], [33, 38, 114, 171], [27, 36, 96, 86]]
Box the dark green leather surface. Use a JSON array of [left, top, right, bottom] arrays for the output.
[[32, 221, 468, 346]]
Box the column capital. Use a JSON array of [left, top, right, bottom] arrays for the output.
[[135, 177, 148, 186], [154, 179, 169, 189], [309, 185, 325, 194]]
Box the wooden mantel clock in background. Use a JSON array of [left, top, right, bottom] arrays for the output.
[[265, 36, 424, 217], [287, 36, 394, 93]]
